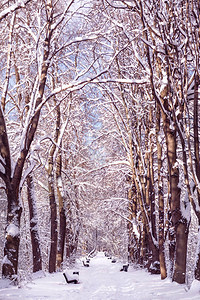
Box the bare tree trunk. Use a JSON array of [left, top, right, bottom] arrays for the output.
[[164, 108, 188, 284], [143, 140, 159, 271], [57, 206, 66, 268], [149, 154, 156, 241], [64, 192, 79, 261], [156, 104, 167, 279], [2, 187, 21, 282], [148, 109, 157, 242], [195, 250, 200, 281], [127, 179, 139, 262], [27, 173, 42, 273], [48, 164, 58, 273], [173, 222, 189, 284], [193, 72, 200, 280], [65, 224, 74, 259], [56, 148, 66, 269]]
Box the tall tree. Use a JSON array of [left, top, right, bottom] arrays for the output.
[[2, 0, 54, 280]]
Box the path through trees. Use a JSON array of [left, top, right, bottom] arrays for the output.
[[0, 0, 200, 288], [0, 252, 199, 299]]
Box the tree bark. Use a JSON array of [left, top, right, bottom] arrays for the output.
[[193, 72, 200, 280], [56, 148, 66, 269], [27, 173, 42, 273], [2, 187, 21, 282], [127, 178, 139, 263], [163, 104, 188, 284], [57, 206, 66, 268], [48, 168, 58, 273], [149, 109, 157, 241], [65, 224, 74, 259], [173, 222, 189, 284], [0, 80, 21, 282], [156, 104, 167, 279]]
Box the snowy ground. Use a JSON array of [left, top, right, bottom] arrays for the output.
[[0, 252, 200, 300]]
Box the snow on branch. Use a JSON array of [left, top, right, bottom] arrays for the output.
[[19, 159, 36, 191], [51, 0, 77, 32], [51, 29, 112, 59], [80, 160, 131, 178], [0, 0, 33, 22], [2, 255, 12, 266], [37, 179, 48, 192], [105, 0, 133, 10], [49, 77, 148, 98], [53, 97, 72, 162], [110, 209, 140, 238]]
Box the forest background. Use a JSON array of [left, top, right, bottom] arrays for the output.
[[0, 0, 200, 288]]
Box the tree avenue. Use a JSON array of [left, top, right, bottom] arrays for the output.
[[0, 0, 200, 288]]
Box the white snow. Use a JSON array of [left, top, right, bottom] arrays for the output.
[[1, 255, 12, 267], [6, 224, 19, 238], [0, 252, 200, 299], [0, 0, 29, 21], [132, 224, 140, 239]]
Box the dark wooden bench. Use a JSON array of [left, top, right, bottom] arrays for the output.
[[73, 271, 79, 275], [120, 264, 129, 272], [82, 260, 89, 267], [63, 271, 79, 284]]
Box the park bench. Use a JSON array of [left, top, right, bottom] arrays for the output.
[[82, 259, 89, 267], [73, 271, 79, 275], [120, 264, 129, 272], [63, 270, 79, 284]]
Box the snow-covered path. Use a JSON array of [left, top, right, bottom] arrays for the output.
[[0, 252, 200, 300]]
